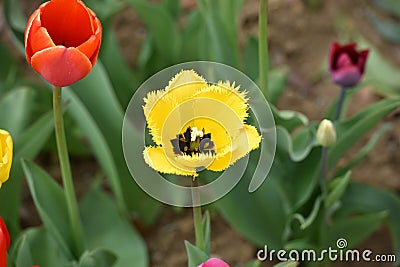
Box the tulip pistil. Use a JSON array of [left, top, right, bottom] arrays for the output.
[[171, 127, 215, 156]]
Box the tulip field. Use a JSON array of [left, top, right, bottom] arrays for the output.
[[1, 0, 400, 266]]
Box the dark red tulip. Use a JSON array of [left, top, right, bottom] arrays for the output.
[[25, 0, 102, 87], [329, 42, 369, 87], [0, 217, 10, 267]]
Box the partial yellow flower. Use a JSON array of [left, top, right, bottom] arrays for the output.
[[0, 130, 13, 187], [143, 70, 261, 177]]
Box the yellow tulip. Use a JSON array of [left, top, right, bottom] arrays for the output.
[[0, 130, 13, 187], [143, 70, 261, 177]]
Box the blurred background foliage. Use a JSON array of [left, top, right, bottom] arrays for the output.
[[1, 0, 400, 266]]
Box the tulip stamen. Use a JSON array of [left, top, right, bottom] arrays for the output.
[[171, 127, 215, 156]]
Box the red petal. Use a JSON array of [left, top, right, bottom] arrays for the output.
[[0, 218, 9, 249], [26, 15, 55, 63], [0, 231, 6, 267], [31, 46, 92, 87], [76, 15, 101, 65], [25, 8, 41, 62], [328, 42, 340, 70], [357, 49, 370, 74], [40, 0, 94, 47], [0, 217, 9, 267]]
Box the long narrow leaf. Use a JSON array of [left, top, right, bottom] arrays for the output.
[[22, 159, 74, 259], [63, 87, 127, 215], [328, 98, 400, 168], [0, 111, 53, 236]]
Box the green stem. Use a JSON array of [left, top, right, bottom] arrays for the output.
[[259, 0, 269, 99], [53, 86, 84, 257], [192, 178, 204, 251], [320, 147, 328, 194], [334, 86, 346, 121]]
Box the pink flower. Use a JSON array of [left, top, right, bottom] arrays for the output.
[[197, 258, 230, 267], [329, 42, 369, 87]]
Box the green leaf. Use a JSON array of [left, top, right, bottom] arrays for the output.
[[0, 111, 54, 237], [12, 228, 70, 267], [99, 28, 139, 108], [273, 261, 299, 267], [214, 155, 290, 248], [339, 124, 392, 179], [276, 126, 317, 162], [243, 260, 261, 267], [181, 10, 208, 61], [84, 0, 123, 22], [361, 39, 400, 96], [3, 0, 26, 52], [320, 211, 387, 249], [70, 62, 161, 224], [273, 108, 309, 133], [325, 171, 351, 209], [185, 241, 209, 267], [124, 0, 182, 62], [367, 10, 400, 44], [80, 185, 148, 267], [11, 234, 34, 267], [78, 249, 117, 267], [197, 0, 241, 66], [162, 0, 181, 19], [0, 87, 35, 137], [202, 211, 211, 257], [284, 239, 316, 251], [340, 182, 400, 264], [22, 159, 74, 259], [244, 36, 259, 81], [292, 196, 322, 230], [371, 0, 400, 19], [328, 98, 400, 168], [0, 43, 19, 87], [63, 87, 127, 215], [274, 131, 321, 209], [269, 68, 289, 105]]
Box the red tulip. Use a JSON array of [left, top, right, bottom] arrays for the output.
[[197, 258, 230, 267], [0, 217, 10, 267], [329, 42, 369, 87], [25, 0, 102, 87]]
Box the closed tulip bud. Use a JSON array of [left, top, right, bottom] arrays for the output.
[[329, 42, 369, 88], [25, 0, 102, 87], [0, 130, 13, 188], [197, 258, 230, 267], [317, 119, 336, 147]]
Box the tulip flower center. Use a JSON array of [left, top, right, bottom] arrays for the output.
[[41, 0, 94, 47], [171, 127, 215, 156], [336, 53, 354, 68]]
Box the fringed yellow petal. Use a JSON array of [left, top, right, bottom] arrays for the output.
[[174, 153, 215, 171], [143, 70, 208, 145], [165, 69, 207, 91], [207, 125, 261, 171], [193, 82, 248, 121], [165, 70, 208, 103], [143, 146, 196, 176], [143, 93, 177, 145]]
